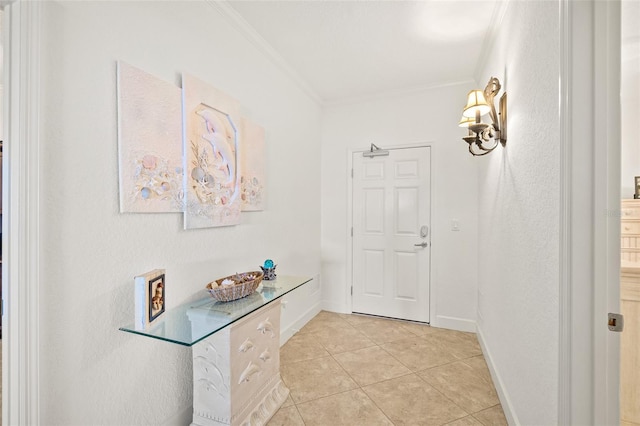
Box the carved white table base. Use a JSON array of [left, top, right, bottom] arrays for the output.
[[190, 300, 288, 426]]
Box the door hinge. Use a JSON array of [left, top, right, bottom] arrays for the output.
[[351, 227, 353, 237], [351, 286, 353, 295], [351, 169, 354, 178], [608, 313, 624, 332]]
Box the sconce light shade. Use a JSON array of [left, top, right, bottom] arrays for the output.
[[462, 90, 491, 118], [458, 115, 475, 128]]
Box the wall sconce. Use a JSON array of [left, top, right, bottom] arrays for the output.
[[459, 77, 507, 156]]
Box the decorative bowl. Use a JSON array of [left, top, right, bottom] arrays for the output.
[[206, 271, 263, 302]]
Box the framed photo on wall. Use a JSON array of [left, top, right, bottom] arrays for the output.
[[635, 176, 640, 199], [134, 269, 166, 329]]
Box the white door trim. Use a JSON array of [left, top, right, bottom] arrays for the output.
[[558, 1, 572, 422], [558, 0, 573, 425], [559, 0, 621, 423], [347, 142, 435, 324], [2, 0, 42, 424]]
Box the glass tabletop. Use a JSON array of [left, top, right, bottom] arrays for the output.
[[119, 275, 312, 347]]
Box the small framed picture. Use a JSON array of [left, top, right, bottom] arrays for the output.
[[635, 176, 640, 199], [148, 273, 165, 323], [134, 269, 166, 329]]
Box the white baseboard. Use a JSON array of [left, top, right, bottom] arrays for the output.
[[280, 300, 321, 346], [433, 315, 477, 332], [476, 324, 519, 425], [321, 299, 350, 314], [162, 404, 192, 426]]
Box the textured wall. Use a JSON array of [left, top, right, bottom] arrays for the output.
[[320, 82, 480, 331], [475, 1, 560, 424], [622, 97, 640, 198], [38, 2, 321, 425]]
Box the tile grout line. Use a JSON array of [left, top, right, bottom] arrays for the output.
[[355, 345, 469, 426], [278, 312, 505, 425], [290, 334, 400, 424], [331, 340, 397, 425], [470, 404, 504, 426]]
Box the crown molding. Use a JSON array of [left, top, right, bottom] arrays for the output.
[[323, 79, 476, 108], [205, 0, 323, 106]]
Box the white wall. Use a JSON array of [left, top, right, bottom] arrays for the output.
[[474, 1, 559, 424], [320, 83, 480, 331], [38, 1, 321, 425], [621, 0, 640, 198]]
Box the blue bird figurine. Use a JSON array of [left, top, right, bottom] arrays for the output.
[[260, 259, 277, 280]]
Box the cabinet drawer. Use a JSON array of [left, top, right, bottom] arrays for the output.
[[622, 208, 640, 218], [622, 221, 640, 235], [621, 200, 640, 218]]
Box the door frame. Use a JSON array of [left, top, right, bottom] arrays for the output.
[[559, 0, 621, 424], [347, 142, 434, 324], [0, 0, 624, 423], [2, 0, 42, 424]]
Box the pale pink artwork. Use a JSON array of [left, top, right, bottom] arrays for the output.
[[117, 62, 184, 213], [182, 73, 242, 229], [240, 118, 266, 211]]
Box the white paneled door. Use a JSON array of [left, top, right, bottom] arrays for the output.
[[352, 146, 431, 322]]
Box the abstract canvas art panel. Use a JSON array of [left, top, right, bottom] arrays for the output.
[[117, 61, 183, 213], [240, 117, 266, 211], [182, 73, 242, 229]]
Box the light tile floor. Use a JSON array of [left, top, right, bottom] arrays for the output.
[[268, 311, 507, 426]]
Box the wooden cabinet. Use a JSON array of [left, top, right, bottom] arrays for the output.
[[621, 199, 640, 267], [620, 200, 640, 425], [621, 267, 640, 425]]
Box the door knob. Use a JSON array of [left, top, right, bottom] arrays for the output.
[[414, 242, 428, 248]]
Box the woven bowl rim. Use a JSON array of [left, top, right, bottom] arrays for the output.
[[205, 271, 264, 302], [210, 270, 263, 287]]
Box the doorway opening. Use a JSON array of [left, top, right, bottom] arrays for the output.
[[620, 1, 639, 423]]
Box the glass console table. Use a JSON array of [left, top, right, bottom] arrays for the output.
[[120, 275, 312, 346], [120, 275, 312, 426]]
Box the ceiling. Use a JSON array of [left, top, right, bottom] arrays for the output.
[[224, 0, 505, 105]]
